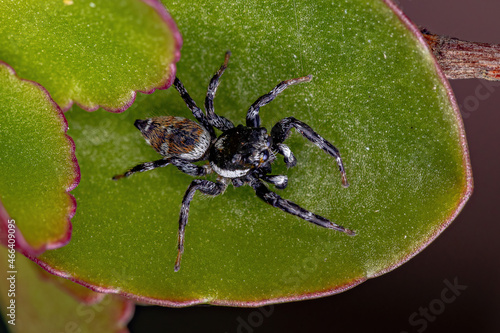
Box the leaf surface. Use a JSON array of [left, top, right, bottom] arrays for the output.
[[0, 62, 78, 256], [0, 247, 133, 332], [37, 0, 471, 305], [0, 0, 181, 111]]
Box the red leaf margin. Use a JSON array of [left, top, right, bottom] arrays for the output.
[[0, 61, 80, 257], [28, 0, 473, 307], [60, 0, 183, 113], [0, 0, 182, 255]]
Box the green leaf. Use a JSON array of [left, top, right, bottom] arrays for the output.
[[0, 0, 181, 112], [0, 246, 133, 332], [37, 0, 471, 305], [36, 265, 105, 304], [0, 62, 78, 256]]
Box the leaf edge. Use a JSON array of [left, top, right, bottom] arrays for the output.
[[0, 61, 80, 257]]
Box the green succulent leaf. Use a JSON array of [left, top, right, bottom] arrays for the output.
[[37, 0, 471, 305], [36, 266, 105, 304], [0, 62, 78, 256], [0, 0, 181, 112], [0, 247, 133, 332]]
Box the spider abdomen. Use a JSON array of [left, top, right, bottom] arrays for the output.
[[135, 116, 211, 161]]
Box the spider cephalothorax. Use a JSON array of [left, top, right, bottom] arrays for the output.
[[113, 51, 354, 272], [210, 125, 274, 178]]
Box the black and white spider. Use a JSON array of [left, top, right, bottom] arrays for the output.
[[113, 51, 355, 271]]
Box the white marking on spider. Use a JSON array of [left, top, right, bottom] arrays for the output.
[[143, 119, 153, 133], [210, 162, 250, 178]]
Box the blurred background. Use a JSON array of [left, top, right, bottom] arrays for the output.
[[127, 1, 500, 332]]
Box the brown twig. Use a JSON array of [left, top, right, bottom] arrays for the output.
[[422, 28, 500, 81]]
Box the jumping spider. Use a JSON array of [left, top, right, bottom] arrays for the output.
[[113, 51, 355, 272]]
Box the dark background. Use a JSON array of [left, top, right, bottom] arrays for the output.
[[128, 1, 500, 332]]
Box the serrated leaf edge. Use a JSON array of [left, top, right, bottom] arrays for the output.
[[59, 0, 183, 113], [0, 61, 80, 257]]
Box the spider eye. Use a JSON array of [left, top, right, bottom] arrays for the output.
[[262, 150, 269, 161]]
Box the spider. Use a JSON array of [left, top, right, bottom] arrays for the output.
[[113, 51, 355, 272]]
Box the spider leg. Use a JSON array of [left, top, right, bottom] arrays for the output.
[[246, 75, 312, 128], [170, 158, 212, 177], [175, 178, 228, 272], [231, 178, 245, 188], [113, 158, 212, 180], [275, 143, 297, 167], [260, 174, 288, 189], [271, 117, 349, 187], [112, 158, 171, 180], [204, 51, 235, 131], [173, 77, 216, 139], [250, 178, 355, 235]]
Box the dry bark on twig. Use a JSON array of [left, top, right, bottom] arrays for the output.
[[422, 28, 500, 81]]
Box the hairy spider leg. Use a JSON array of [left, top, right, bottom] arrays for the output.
[[246, 75, 312, 128], [175, 179, 228, 272], [112, 158, 211, 180], [173, 77, 216, 139], [112, 158, 171, 180], [205, 51, 235, 131], [271, 117, 349, 188], [250, 177, 355, 235], [274, 143, 297, 167], [170, 159, 212, 177], [260, 174, 288, 189]]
